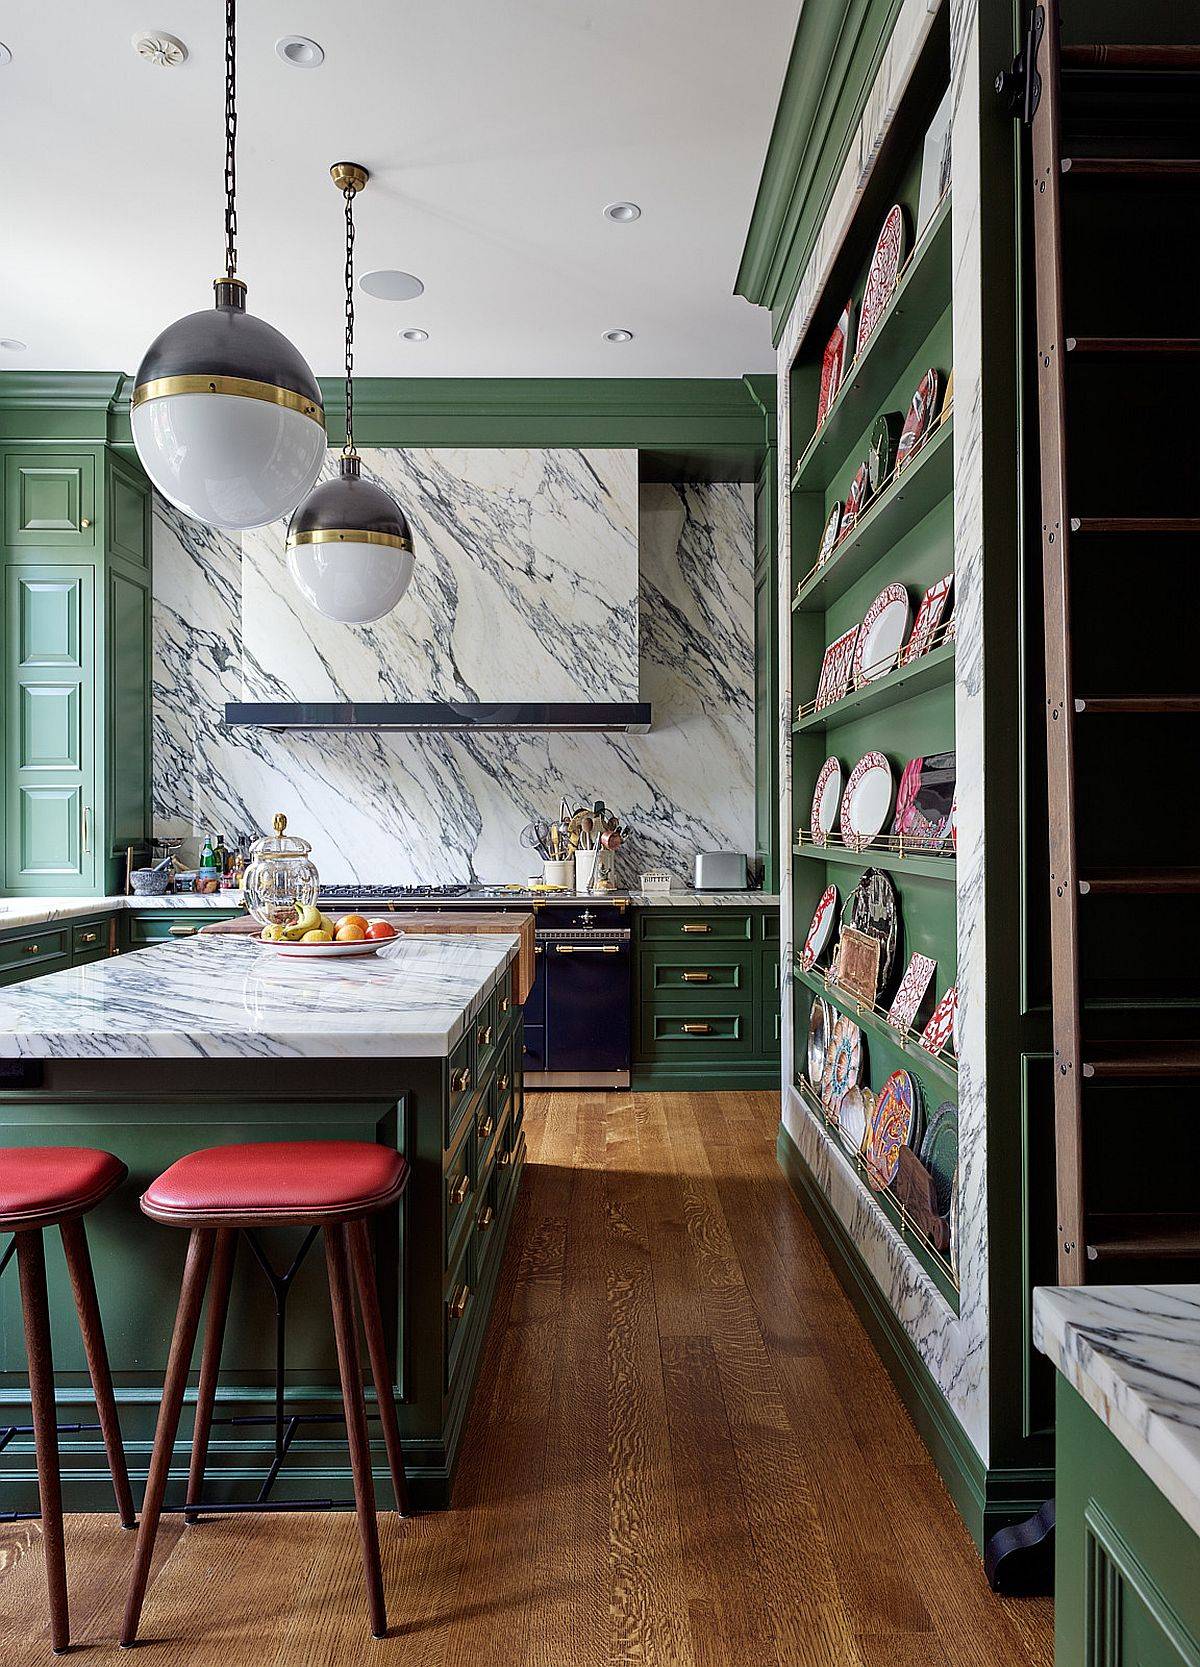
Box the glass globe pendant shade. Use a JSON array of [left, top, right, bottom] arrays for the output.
[[287, 454, 415, 624], [132, 279, 326, 531]]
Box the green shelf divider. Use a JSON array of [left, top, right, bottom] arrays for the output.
[[790, 193, 952, 496], [791, 417, 954, 614], [792, 841, 955, 883], [792, 639, 955, 733], [791, 961, 959, 1094]]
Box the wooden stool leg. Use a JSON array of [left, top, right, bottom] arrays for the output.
[[325, 1222, 387, 1638], [185, 1227, 237, 1524], [348, 1217, 410, 1516], [17, 1229, 69, 1654], [59, 1214, 136, 1529], [120, 1227, 215, 1648]]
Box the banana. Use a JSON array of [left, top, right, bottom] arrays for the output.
[[282, 902, 323, 941]]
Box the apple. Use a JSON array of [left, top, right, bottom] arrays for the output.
[[301, 928, 333, 943], [365, 919, 397, 941]]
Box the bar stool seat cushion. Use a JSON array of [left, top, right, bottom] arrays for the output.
[[142, 1141, 409, 1227], [0, 1146, 126, 1230]]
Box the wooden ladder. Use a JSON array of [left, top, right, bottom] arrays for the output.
[[1022, 6, 1200, 1283]]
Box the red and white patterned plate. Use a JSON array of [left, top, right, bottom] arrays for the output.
[[919, 984, 958, 1057], [809, 757, 843, 846], [814, 624, 860, 711], [865, 1069, 922, 1190], [903, 572, 953, 663], [800, 884, 838, 972], [816, 502, 842, 569], [895, 368, 942, 474], [840, 752, 894, 852], [838, 462, 871, 542], [815, 301, 853, 428], [886, 952, 937, 1032], [854, 583, 910, 686], [855, 205, 906, 356]]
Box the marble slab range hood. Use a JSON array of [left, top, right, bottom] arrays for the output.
[[223, 700, 652, 733]]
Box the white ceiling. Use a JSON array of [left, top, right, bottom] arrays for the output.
[[0, 1, 794, 379]]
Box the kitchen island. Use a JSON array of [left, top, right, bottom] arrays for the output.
[[0, 931, 526, 1509]]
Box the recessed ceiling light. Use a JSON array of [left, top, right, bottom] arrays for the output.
[[1, 338, 27, 352], [275, 35, 324, 68], [0, 42, 12, 66], [604, 201, 641, 223], [132, 31, 187, 67], [603, 328, 634, 344], [360, 270, 425, 302], [400, 329, 429, 343]]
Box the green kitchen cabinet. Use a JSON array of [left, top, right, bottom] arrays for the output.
[[0, 911, 118, 987], [0, 444, 152, 895]]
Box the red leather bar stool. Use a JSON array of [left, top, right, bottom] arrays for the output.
[[121, 1140, 410, 1647], [0, 1146, 135, 1655]]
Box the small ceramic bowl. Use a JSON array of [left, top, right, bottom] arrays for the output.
[[130, 868, 169, 896]]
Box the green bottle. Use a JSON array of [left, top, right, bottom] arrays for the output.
[[199, 836, 218, 874]]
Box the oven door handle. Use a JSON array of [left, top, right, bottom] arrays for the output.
[[553, 943, 620, 954]]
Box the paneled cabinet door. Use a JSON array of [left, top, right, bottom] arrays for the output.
[[4, 564, 96, 890], [3, 453, 97, 549]]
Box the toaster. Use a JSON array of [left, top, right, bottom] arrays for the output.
[[693, 851, 748, 891]]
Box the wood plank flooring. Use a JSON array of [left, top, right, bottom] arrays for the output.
[[0, 1091, 1053, 1665]]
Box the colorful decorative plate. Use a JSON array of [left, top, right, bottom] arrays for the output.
[[919, 983, 958, 1057], [856, 205, 907, 356], [815, 624, 860, 711], [806, 997, 833, 1090], [838, 462, 871, 542], [809, 757, 843, 846], [837, 1083, 871, 1152], [844, 867, 901, 994], [815, 301, 853, 428], [903, 572, 953, 663], [887, 952, 937, 1032], [854, 583, 911, 686], [869, 412, 902, 496], [895, 368, 943, 474], [800, 885, 839, 972], [865, 1069, 923, 1190], [840, 752, 894, 852], [893, 751, 956, 848], [821, 1013, 863, 1112], [919, 1100, 959, 1216], [816, 502, 842, 569]]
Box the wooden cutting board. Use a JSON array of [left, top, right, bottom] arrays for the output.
[[199, 909, 536, 1004]]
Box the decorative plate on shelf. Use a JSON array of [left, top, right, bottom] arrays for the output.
[[816, 502, 842, 569], [856, 205, 907, 356], [838, 1084, 873, 1155], [868, 412, 902, 496], [809, 757, 843, 846], [902, 573, 954, 663], [948, 794, 957, 850], [854, 583, 910, 686], [838, 462, 871, 542], [919, 983, 958, 1058], [919, 1100, 960, 1216], [844, 867, 901, 994], [800, 884, 839, 972], [833, 924, 880, 1004], [887, 952, 937, 1032], [893, 752, 956, 848], [816, 301, 854, 428], [806, 997, 833, 1091], [821, 1013, 863, 1113], [840, 752, 894, 851], [815, 624, 860, 711], [865, 1069, 923, 1190], [895, 368, 943, 474]]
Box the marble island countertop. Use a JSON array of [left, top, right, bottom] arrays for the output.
[[0, 931, 520, 1061], [1034, 1283, 1200, 1538]]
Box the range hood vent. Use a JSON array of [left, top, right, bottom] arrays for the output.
[[224, 701, 651, 734]]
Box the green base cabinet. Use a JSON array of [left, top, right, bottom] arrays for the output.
[[0, 911, 118, 988], [1056, 1379, 1200, 1667]]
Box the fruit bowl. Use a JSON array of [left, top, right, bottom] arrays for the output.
[[258, 938, 387, 960], [256, 909, 402, 958]]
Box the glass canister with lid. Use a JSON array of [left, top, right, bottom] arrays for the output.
[[242, 813, 320, 927]]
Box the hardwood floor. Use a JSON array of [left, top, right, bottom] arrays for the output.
[[0, 1091, 1053, 1664]]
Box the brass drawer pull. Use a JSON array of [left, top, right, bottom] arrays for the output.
[[498, 1149, 513, 1168], [682, 1022, 712, 1035], [682, 970, 711, 983], [500, 996, 511, 1012], [168, 924, 196, 937], [479, 1206, 495, 1231], [79, 931, 99, 945], [478, 1023, 493, 1046], [451, 1066, 472, 1095], [22, 942, 40, 956], [556, 943, 618, 954], [449, 1172, 471, 1207], [681, 923, 710, 935], [449, 1285, 470, 1321], [479, 1115, 495, 1140], [498, 1074, 510, 1094]]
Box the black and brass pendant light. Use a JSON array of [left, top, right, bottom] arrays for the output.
[[285, 164, 415, 624], [131, 0, 325, 531]]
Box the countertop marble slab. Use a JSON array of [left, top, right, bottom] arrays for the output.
[[0, 894, 238, 932], [0, 932, 520, 1061], [1034, 1283, 1200, 1538], [626, 890, 779, 907]]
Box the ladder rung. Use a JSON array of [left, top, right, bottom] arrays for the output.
[[1074, 695, 1200, 715], [1066, 336, 1200, 356], [1087, 1214, 1200, 1262], [1062, 45, 1200, 71], [1082, 1043, 1200, 1081], [1071, 516, 1200, 534], [1079, 868, 1200, 896], [1063, 157, 1200, 177]]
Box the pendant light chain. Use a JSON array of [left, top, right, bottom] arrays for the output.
[[223, 0, 238, 279], [343, 183, 357, 456]]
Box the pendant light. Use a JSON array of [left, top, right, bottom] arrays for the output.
[[285, 164, 415, 625], [131, 0, 325, 531]]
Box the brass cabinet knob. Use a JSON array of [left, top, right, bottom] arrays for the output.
[[22, 943, 40, 955], [498, 1074, 510, 1094], [80, 931, 99, 945], [451, 1066, 471, 1094], [682, 1022, 712, 1035], [479, 1206, 495, 1231], [80, 517, 91, 529], [478, 1023, 493, 1046], [449, 1172, 471, 1207], [500, 996, 511, 1012], [681, 923, 710, 935], [479, 1115, 494, 1140], [450, 1285, 470, 1320], [682, 970, 711, 983]]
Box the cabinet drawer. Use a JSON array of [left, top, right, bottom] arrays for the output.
[[475, 1179, 503, 1284], [496, 964, 517, 1026], [639, 1005, 756, 1060], [444, 1124, 475, 1268], [71, 919, 110, 956], [641, 954, 750, 994], [125, 911, 235, 945], [761, 911, 780, 941], [476, 1083, 506, 1179], [0, 927, 68, 973], [639, 911, 752, 942], [444, 1234, 477, 1393], [473, 987, 499, 1067], [446, 1027, 476, 1143]]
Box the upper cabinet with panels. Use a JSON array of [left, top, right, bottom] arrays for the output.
[[0, 443, 152, 895]]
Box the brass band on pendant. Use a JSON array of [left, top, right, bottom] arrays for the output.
[[131, 374, 326, 426], [287, 528, 414, 551]]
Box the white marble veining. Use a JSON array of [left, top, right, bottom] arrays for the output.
[[153, 465, 756, 886], [774, 0, 990, 1461], [1035, 1284, 1200, 1539], [0, 932, 519, 1061]]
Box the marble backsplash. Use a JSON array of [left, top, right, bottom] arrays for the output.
[[151, 450, 755, 885]]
